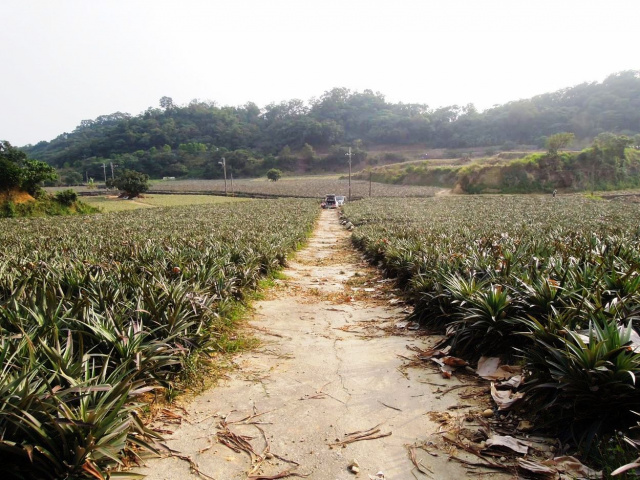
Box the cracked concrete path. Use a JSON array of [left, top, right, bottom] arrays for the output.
[[135, 209, 508, 480]]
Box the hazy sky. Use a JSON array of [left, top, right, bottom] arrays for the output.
[[2, 0, 638, 146]]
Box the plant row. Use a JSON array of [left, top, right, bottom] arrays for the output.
[[343, 196, 640, 443], [0, 199, 318, 479]]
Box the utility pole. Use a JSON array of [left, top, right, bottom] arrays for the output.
[[219, 157, 227, 195], [231, 173, 234, 197], [369, 170, 372, 197], [102, 163, 107, 185], [110, 162, 115, 180], [346, 147, 353, 201]]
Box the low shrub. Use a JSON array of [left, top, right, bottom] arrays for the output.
[[54, 189, 78, 206]]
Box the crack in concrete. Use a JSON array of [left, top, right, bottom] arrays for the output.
[[332, 337, 352, 407]]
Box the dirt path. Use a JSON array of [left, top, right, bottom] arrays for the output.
[[136, 210, 507, 480]]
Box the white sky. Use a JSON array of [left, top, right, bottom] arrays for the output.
[[2, 0, 639, 146]]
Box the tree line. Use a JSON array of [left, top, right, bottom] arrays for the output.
[[21, 70, 640, 181]]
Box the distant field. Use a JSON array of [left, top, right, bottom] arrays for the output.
[[82, 194, 249, 212], [150, 177, 439, 198]]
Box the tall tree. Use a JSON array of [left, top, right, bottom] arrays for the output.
[[159, 96, 174, 110], [546, 132, 575, 156]]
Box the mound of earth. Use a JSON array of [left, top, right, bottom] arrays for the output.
[[0, 189, 36, 203]]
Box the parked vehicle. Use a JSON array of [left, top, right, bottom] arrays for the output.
[[322, 194, 337, 209], [336, 196, 345, 206]]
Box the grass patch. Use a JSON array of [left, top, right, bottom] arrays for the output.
[[583, 193, 604, 200], [1, 194, 99, 217], [270, 270, 288, 281], [139, 194, 250, 207], [81, 195, 151, 212]]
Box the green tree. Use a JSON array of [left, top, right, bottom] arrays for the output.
[[300, 143, 315, 161], [21, 159, 58, 195], [0, 140, 57, 195], [0, 158, 22, 191], [159, 96, 174, 110], [178, 142, 207, 154], [267, 168, 282, 182], [113, 169, 149, 198], [546, 132, 575, 156], [593, 132, 632, 160], [278, 145, 298, 171], [63, 171, 84, 185], [55, 189, 78, 206], [0, 140, 27, 163]]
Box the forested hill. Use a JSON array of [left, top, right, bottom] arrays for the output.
[[23, 70, 640, 180]]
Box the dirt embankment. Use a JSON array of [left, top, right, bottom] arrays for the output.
[[0, 189, 35, 203]]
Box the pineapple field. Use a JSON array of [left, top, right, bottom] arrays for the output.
[[5, 192, 640, 478], [146, 177, 440, 198], [0, 199, 318, 479], [343, 196, 640, 444]]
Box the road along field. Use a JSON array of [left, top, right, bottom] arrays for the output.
[[342, 195, 640, 463], [135, 209, 511, 480], [0, 199, 318, 479], [148, 177, 440, 198]]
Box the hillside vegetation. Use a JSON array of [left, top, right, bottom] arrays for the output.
[[356, 133, 640, 193], [0, 140, 97, 217], [21, 71, 640, 183]]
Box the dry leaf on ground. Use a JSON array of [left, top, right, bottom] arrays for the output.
[[542, 456, 602, 479], [490, 382, 524, 410], [477, 356, 522, 380], [485, 434, 531, 455]]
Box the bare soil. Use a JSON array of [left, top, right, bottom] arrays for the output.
[[0, 189, 35, 203], [135, 210, 509, 480]]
